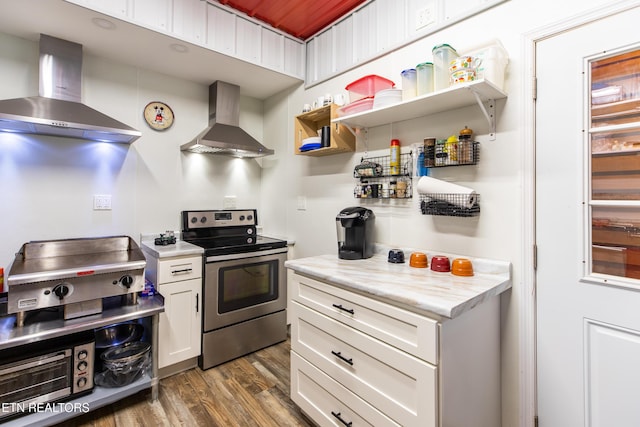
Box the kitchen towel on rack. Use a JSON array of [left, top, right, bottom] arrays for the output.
[[416, 176, 477, 208]]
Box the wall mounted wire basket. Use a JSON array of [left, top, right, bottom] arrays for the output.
[[419, 193, 481, 217]]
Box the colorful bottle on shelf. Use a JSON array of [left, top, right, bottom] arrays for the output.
[[390, 139, 400, 175]]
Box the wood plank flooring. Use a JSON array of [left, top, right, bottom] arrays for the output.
[[56, 339, 314, 427]]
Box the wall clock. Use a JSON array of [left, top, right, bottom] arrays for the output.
[[143, 101, 174, 131]]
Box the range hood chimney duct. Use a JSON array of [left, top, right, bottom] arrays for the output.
[[0, 34, 141, 144], [180, 81, 274, 158]]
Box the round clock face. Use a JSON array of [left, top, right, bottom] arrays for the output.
[[143, 101, 174, 131]]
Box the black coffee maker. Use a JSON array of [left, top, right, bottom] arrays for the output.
[[336, 207, 375, 260]]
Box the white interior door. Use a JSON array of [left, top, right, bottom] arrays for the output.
[[536, 6, 640, 427]]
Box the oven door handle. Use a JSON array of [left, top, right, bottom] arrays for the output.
[[0, 350, 70, 376], [205, 247, 288, 262]]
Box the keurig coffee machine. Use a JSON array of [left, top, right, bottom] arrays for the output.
[[336, 207, 375, 259]]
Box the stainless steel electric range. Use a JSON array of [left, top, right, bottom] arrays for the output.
[[181, 209, 288, 369]]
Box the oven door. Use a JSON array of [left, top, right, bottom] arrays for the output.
[[203, 248, 287, 332]]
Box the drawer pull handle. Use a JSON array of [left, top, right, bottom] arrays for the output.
[[171, 268, 192, 275], [331, 411, 353, 427], [196, 293, 199, 313], [331, 350, 353, 366], [332, 303, 354, 315]]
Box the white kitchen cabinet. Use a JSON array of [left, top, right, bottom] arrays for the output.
[[206, 2, 236, 55], [261, 27, 284, 72], [66, 0, 131, 18], [289, 271, 500, 427], [284, 37, 305, 79], [236, 16, 261, 63], [144, 253, 202, 376], [133, 0, 172, 32], [172, 0, 206, 45]]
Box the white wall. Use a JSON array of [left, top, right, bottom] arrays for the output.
[[0, 32, 265, 270], [258, 0, 620, 425]]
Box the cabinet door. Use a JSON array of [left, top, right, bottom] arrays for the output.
[[261, 27, 284, 72], [236, 16, 261, 62], [206, 3, 235, 55], [66, 0, 130, 18], [158, 278, 202, 368], [172, 0, 206, 44], [133, 0, 172, 32], [284, 37, 305, 79]]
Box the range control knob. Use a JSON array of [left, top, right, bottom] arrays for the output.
[[77, 361, 88, 371], [247, 237, 254, 244], [247, 215, 253, 221], [200, 216, 207, 223], [52, 284, 69, 300], [239, 215, 245, 221], [191, 216, 198, 224], [77, 350, 88, 360], [247, 228, 254, 234], [119, 275, 134, 288], [77, 377, 87, 388]]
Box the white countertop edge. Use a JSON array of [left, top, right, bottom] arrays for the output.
[[140, 239, 204, 259]]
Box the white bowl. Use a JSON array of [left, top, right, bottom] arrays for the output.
[[373, 89, 402, 109]]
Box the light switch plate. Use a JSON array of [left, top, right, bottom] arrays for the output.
[[93, 194, 112, 210]]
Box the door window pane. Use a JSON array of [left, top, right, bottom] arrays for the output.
[[589, 47, 640, 282]]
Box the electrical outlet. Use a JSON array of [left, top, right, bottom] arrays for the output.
[[93, 194, 112, 210], [416, 3, 436, 30], [297, 196, 307, 211]]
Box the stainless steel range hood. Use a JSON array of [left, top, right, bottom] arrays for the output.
[[0, 34, 141, 144], [181, 81, 274, 158]]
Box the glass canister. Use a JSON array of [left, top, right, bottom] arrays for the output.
[[416, 62, 434, 95], [432, 44, 458, 91], [401, 68, 417, 101]]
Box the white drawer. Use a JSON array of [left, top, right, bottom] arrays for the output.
[[157, 256, 202, 283], [291, 351, 400, 427], [291, 301, 437, 427], [290, 273, 439, 364]]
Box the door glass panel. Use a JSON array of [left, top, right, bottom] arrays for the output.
[[589, 47, 640, 282]]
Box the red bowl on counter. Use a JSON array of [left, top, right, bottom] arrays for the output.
[[430, 255, 450, 272]]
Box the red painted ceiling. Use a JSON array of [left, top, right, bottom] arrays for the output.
[[216, 0, 367, 40]]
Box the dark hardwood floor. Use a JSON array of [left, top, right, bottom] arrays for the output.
[[55, 339, 313, 427]]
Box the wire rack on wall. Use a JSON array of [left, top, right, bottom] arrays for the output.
[[353, 152, 413, 199], [419, 193, 481, 217], [430, 140, 480, 167]]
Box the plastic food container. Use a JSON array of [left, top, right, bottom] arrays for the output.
[[432, 44, 459, 91], [463, 40, 509, 90], [345, 75, 395, 103], [337, 97, 375, 116], [416, 62, 434, 95], [401, 68, 417, 101]]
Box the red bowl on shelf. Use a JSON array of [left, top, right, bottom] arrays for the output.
[[430, 255, 450, 272]]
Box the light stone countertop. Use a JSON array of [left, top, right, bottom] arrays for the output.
[[140, 238, 203, 259], [285, 246, 511, 320]]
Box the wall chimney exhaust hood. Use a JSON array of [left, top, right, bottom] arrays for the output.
[[0, 34, 141, 144], [181, 81, 274, 158]]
